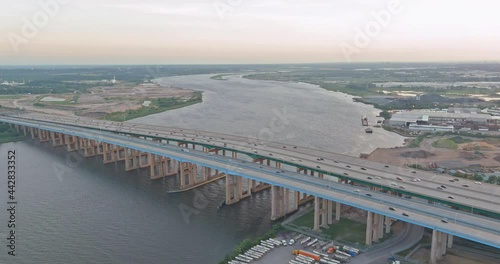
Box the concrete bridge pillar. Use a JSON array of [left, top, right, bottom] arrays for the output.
[[65, 135, 79, 152], [30, 127, 37, 139], [226, 174, 241, 205], [385, 216, 392, 233], [372, 212, 380, 243], [95, 142, 104, 156], [149, 154, 167, 180], [271, 185, 286, 220], [366, 211, 374, 246], [124, 148, 139, 171], [39, 129, 50, 142], [116, 146, 126, 161], [376, 214, 384, 240], [430, 230, 449, 264], [165, 158, 178, 176], [366, 212, 386, 245], [50, 132, 59, 146], [327, 200, 334, 225], [138, 152, 150, 168], [447, 234, 453, 249], [83, 139, 96, 157], [335, 202, 341, 221], [313, 197, 329, 231], [180, 162, 197, 189], [103, 143, 117, 164]]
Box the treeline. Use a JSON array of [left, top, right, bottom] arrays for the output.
[[1, 80, 94, 94]]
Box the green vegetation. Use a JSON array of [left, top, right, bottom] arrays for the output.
[[291, 210, 368, 245], [449, 136, 472, 144], [379, 110, 392, 120], [0, 124, 25, 143], [407, 134, 428, 148], [486, 175, 500, 185], [104, 92, 202, 121], [218, 224, 284, 264], [432, 138, 458, 149], [210, 74, 229, 81]]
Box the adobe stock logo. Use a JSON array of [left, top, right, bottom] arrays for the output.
[[7, 0, 70, 53], [339, 0, 404, 62]]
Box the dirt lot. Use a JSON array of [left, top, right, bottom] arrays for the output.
[[0, 82, 197, 118], [409, 247, 498, 264], [366, 136, 500, 170]]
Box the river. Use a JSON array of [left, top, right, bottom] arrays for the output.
[[0, 74, 404, 264]]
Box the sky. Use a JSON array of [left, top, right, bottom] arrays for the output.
[[1, 0, 499, 65]]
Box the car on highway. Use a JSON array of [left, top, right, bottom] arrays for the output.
[[475, 181, 482, 185], [365, 193, 372, 197], [402, 212, 409, 217], [396, 176, 403, 181], [361, 167, 366, 171], [389, 207, 396, 211], [441, 219, 449, 223], [367, 176, 373, 180], [448, 196, 455, 199], [346, 165, 351, 168]]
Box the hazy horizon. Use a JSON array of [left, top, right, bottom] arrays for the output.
[[2, 0, 500, 65]]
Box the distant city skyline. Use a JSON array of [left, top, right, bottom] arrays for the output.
[[1, 0, 500, 65]]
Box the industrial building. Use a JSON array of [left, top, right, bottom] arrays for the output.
[[389, 109, 500, 131]]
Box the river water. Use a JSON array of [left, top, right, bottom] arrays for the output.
[[0, 74, 404, 264]]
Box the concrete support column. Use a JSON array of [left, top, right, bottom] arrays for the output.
[[377, 214, 384, 239], [366, 212, 373, 246], [313, 197, 328, 231], [39, 129, 50, 142], [372, 213, 380, 243], [440, 233, 447, 256], [430, 230, 439, 264], [335, 202, 341, 221], [447, 234, 453, 249], [103, 143, 117, 164], [83, 139, 96, 157], [30, 127, 36, 139], [124, 148, 139, 171], [271, 185, 286, 221], [180, 162, 197, 189], [149, 154, 166, 180], [327, 200, 333, 225], [65, 135, 79, 152], [385, 216, 391, 234], [226, 174, 241, 205], [50, 131, 64, 147], [430, 230, 447, 264]]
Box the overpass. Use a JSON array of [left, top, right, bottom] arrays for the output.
[[1, 113, 499, 263]]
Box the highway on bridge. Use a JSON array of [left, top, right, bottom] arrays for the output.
[[9, 113, 500, 217], [1, 115, 500, 249]]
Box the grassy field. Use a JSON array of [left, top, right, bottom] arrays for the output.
[[0, 124, 25, 143], [291, 209, 367, 245], [432, 138, 458, 149], [210, 74, 229, 81], [104, 92, 202, 121]]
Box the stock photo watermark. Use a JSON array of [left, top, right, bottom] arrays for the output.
[[213, 0, 244, 20], [7, 0, 70, 53], [339, 0, 404, 62]]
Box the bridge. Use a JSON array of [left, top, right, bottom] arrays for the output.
[[1, 112, 499, 264]]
